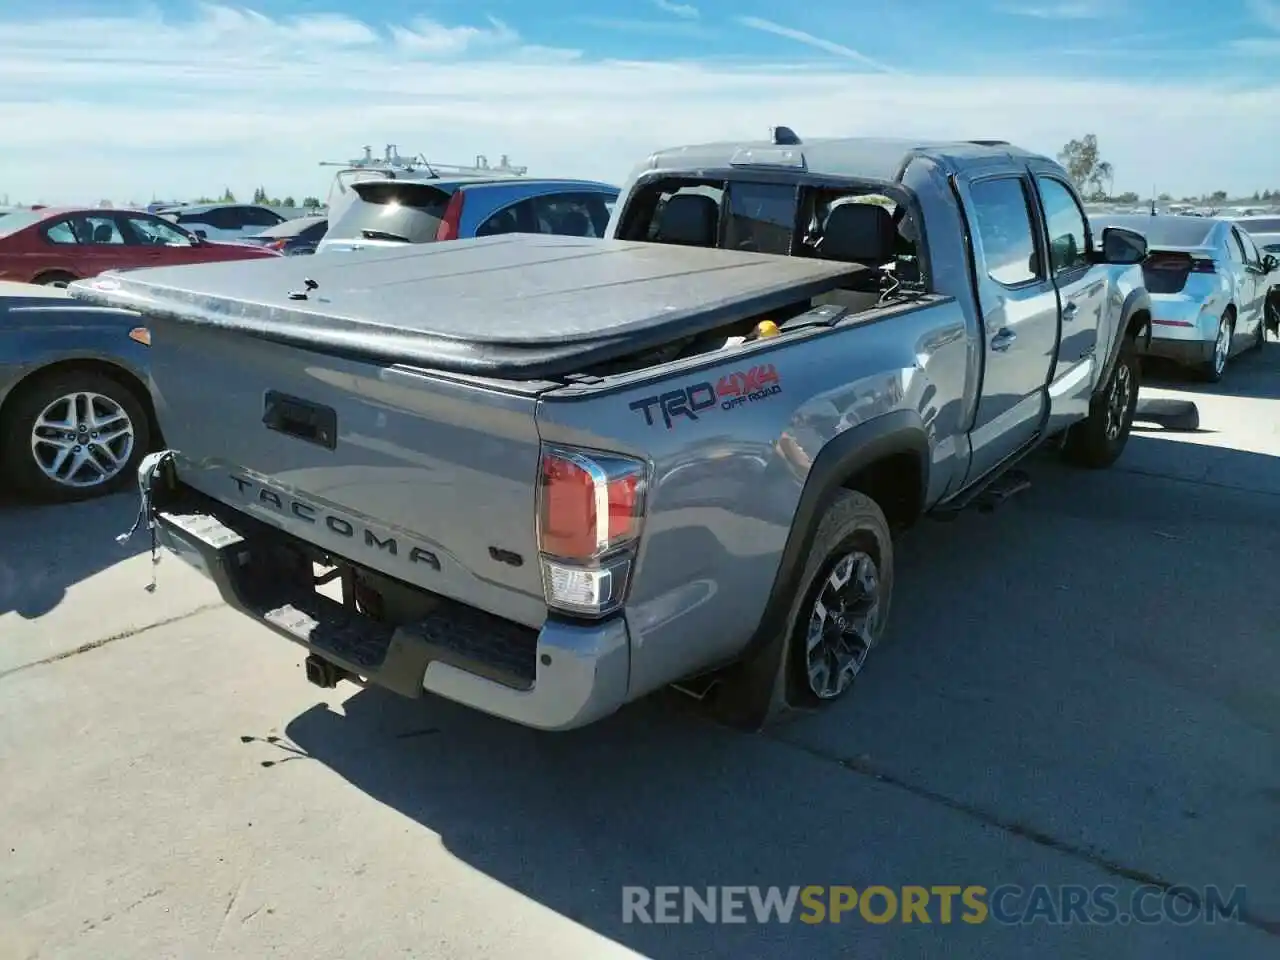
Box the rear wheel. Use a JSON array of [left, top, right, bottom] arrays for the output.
[[707, 490, 894, 730], [0, 370, 151, 502], [1200, 312, 1233, 382], [32, 271, 77, 288]]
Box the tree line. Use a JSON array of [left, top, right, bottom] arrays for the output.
[[1057, 134, 1276, 205], [189, 186, 323, 208]]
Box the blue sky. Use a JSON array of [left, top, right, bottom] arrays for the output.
[[1, 0, 1278, 203]]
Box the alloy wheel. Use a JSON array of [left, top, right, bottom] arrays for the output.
[[29, 391, 136, 489], [805, 550, 882, 699]]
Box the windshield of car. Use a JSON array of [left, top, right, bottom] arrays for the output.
[[327, 182, 454, 243], [1094, 215, 1214, 248], [257, 216, 326, 239], [0, 210, 45, 237]]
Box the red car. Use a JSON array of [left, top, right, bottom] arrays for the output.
[[0, 206, 281, 287]]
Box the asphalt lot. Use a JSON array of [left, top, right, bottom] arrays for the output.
[[2, 352, 1278, 959]]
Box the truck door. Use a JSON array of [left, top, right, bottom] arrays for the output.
[[956, 172, 1060, 483], [1028, 170, 1111, 434]]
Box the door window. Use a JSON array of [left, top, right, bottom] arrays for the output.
[[241, 206, 286, 228], [533, 192, 613, 237], [122, 215, 192, 246], [1235, 228, 1261, 266], [476, 198, 539, 237], [1034, 177, 1090, 275], [44, 215, 124, 245], [967, 177, 1040, 287], [44, 219, 79, 245]]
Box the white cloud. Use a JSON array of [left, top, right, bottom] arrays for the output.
[[0, 5, 1277, 204], [995, 1, 1114, 18], [651, 0, 700, 18], [736, 17, 902, 74], [1247, 0, 1280, 31]]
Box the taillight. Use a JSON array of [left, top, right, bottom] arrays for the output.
[[536, 445, 647, 618], [268, 239, 288, 250], [435, 191, 465, 241], [1190, 258, 1216, 274]]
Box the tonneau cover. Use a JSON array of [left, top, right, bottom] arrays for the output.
[[66, 234, 862, 379]]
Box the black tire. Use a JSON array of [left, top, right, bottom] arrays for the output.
[[1061, 339, 1140, 469], [0, 369, 152, 503], [708, 490, 895, 730], [1265, 299, 1280, 340], [1252, 313, 1266, 352], [31, 271, 78, 288], [1198, 312, 1233, 383]]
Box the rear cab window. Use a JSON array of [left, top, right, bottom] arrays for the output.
[[616, 177, 919, 279], [328, 182, 454, 243]]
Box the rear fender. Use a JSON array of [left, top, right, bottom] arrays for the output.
[[737, 409, 929, 663]]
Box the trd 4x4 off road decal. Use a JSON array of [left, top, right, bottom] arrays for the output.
[[629, 363, 783, 428]]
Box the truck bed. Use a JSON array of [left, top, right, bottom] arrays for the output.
[[66, 234, 863, 380]]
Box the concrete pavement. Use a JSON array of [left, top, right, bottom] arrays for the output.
[[2, 350, 1278, 959]]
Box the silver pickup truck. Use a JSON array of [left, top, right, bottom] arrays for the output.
[[70, 135, 1153, 731]]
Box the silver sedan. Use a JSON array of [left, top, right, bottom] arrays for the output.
[[1093, 214, 1278, 382]]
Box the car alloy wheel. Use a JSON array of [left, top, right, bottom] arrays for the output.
[[804, 550, 882, 699], [1212, 316, 1231, 377], [29, 390, 136, 489]]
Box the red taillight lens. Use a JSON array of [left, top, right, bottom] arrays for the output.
[[537, 445, 647, 618], [435, 191, 465, 241], [538, 449, 643, 560], [1190, 258, 1216, 273], [268, 239, 287, 250]]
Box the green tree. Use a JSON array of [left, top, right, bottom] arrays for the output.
[[219, 187, 236, 203], [1057, 134, 1114, 200], [1157, 193, 1172, 202], [301, 196, 321, 209], [1209, 190, 1227, 203], [283, 195, 296, 207]]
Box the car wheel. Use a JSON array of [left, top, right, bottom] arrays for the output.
[[1265, 300, 1280, 341], [1252, 314, 1267, 352], [708, 490, 894, 730], [32, 271, 78, 288], [0, 370, 151, 503], [1200, 312, 1233, 382], [1062, 338, 1140, 469]]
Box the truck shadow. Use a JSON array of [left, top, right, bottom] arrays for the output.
[[0, 490, 149, 618], [284, 432, 1280, 957]]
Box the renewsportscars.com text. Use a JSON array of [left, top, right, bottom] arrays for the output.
[[621, 884, 1248, 926]]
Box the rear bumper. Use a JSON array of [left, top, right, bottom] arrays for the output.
[[153, 478, 630, 731], [1139, 337, 1215, 367]]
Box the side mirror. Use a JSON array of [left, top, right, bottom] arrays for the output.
[[1098, 226, 1147, 265], [1263, 253, 1278, 274]]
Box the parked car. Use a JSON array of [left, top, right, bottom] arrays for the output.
[[156, 203, 286, 242], [0, 207, 281, 287], [70, 134, 1151, 731], [1235, 215, 1280, 336], [1090, 214, 1277, 381], [235, 215, 328, 256], [315, 177, 618, 254], [0, 282, 157, 502]]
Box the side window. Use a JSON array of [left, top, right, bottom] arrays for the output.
[[1035, 177, 1090, 274], [123, 215, 191, 246], [967, 177, 1040, 287], [301, 221, 328, 243], [1234, 228, 1259, 265], [244, 206, 285, 228], [1225, 230, 1245, 263], [533, 193, 609, 238], [476, 198, 538, 237], [44, 219, 79, 245]]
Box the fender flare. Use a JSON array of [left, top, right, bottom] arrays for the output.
[[1095, 288, 1152, 397], [738, 409, 931, 662]]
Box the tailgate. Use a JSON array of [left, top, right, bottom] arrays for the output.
[[149, 317, 549, 629]]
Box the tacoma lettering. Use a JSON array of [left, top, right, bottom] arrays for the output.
[[228, 474, 439, 570]]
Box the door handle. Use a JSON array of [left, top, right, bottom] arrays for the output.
[[990, 328, 1017, 352], [1062, 302, 1078, 321]]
